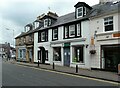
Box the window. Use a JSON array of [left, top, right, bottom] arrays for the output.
[[84, 7, 86, 16], [19, 50, 22, 58], [45, 50, 48, 61], [44, 19, 48, 27], [77, 23, 81, 36], [69, 25, 75, 37], [76, 7, 83, 18], [41, 32, 45, 41], [23, 49, 26, 58], [29, 34, 32, 42], [44, 19, 51, 27], [72, 46, 84, 63], [104, 16, 113, 32], [38, 30, 48, 42], [25, 26, 30, 32], [48, 19, 51, 26], [35, 22, 39, 29], [64, 26, 68, 38], [53, 28, 58, 40], [53, 47, 61, 61]]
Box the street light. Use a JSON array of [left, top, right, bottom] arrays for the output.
[[6, 28, 15, 48]]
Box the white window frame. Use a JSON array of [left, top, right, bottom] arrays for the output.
[[65, 26, 68, 38], [104, 16, 114, 32], [76, 7, 83, 18], [53, 29, 58, 40], [44, 19, 48, 27], [77, 24, 81, 36], [41, 32, 45, 41], [84, 7, 86, 16], [69, 25, 75, 37], [48, 19, 51, 26], [35, 22, 39, 29], [25, 27, 30, 32]]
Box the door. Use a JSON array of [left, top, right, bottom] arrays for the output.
[[103, 46, 120, 72], [64, 47, 70, 66]]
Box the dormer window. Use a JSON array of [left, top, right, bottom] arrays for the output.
[[77, 7, 83, 18], [25, 26, 30, 32], [74, 2, 92, 19], [34, 22, 39, 29], [44, 19, 51, 27]]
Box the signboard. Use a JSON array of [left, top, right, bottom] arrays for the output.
[[113, 33, 120, 37], [64, 43, 70, 47]]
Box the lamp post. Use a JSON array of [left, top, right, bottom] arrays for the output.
[[6, 28, 15, 48]]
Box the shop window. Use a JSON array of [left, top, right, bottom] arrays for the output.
[[53, 47, 61, 61], [45, 50, 48, 61], [73, 46, 84, 63]]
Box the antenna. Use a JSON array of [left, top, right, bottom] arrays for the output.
[[48, 7, 51, 12]]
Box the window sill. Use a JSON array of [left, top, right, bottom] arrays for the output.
[[71, 62, 85, 65], [53, 61, 62, 63]]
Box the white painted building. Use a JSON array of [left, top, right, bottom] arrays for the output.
[[34, 2, 92, 69], [89, 1, 120, 71]]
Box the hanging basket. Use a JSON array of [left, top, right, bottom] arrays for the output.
[[89, 50, 96, 54]]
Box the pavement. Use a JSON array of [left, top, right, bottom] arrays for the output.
[[9, 60, 119, 83], [3, 61, 118, 86]]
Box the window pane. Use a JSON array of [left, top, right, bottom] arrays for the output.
[[53, 47, 61, 61], [73, 46, 84, 63], [53, 29, 58, 39], [104, 16, 113, 32], [69, 25, 75, 37], [41, 32, 45, 41], [65, 26, 68, 38], [77, 24, 81, 36], [105, 25, 113, 31], [77, 7, 83, 17]]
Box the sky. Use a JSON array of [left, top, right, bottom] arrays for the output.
[[0, 0, 99, 47]]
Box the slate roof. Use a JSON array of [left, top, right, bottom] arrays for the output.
[[15, 1, 120, 39]]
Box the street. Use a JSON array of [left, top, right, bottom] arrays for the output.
[[2, 61, 119, 86]]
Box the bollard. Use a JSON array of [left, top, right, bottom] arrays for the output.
[[53, 62, 55, 70], [76, 65, 78, 73], [38, 60, 39, 67]]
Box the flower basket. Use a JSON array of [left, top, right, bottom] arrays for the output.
[[89, 50, 96, 54]]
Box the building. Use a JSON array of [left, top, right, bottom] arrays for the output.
[[15, 1, 120, 71], [0, 42, 15, 60], [15, 24, 34, 63], [34, 2, 93, 69], [89, 1, 120, 71]]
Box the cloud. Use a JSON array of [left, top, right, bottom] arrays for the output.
[[0, 0, 99, 45]]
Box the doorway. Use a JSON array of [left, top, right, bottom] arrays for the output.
[[64, 47, 70, 66]]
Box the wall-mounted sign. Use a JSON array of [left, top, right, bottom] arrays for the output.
[[64, 43, 70, 47], [113, 33, 120, 37]]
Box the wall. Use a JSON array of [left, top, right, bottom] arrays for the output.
[[89, 12, 119, 69]]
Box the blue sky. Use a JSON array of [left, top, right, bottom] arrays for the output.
[[0, 0, 99, 47]]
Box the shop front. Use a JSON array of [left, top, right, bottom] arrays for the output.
[[101, 45, 120, 72]]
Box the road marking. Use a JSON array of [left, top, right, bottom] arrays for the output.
[[16, 64, 119, 86]]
